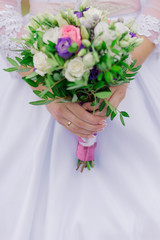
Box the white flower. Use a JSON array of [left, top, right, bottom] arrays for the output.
[[33, 52, 51, 76], [120, 40, 129, 48], [124, 17, 135, 28], [94, 21, 109, 37], [124, 54, 133, 65], [83, 8, 103, 20], [65, 57, 85, 82], [83, 53, 95, 69], [94, 21, 116, 46], [115, 22, 129, 36], [43, 27, 61, 44]]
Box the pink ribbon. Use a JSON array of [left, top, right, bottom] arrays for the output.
[[76, 137, 97, 162]]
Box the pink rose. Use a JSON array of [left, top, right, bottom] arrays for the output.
[[61, 25, 81, 46]]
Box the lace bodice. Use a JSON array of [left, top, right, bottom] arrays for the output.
[[0, 0, 160, 59]]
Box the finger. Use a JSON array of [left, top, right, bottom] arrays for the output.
[[82, 102, 100, 112], [95, 86, 127, 117], [57, 115, 101, 135], [57, 116, 98, 138], [65, 102, 106, 125], [59, 107, 106, 132]]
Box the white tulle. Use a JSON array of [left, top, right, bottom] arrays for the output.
[[0, 0, 160, 240]]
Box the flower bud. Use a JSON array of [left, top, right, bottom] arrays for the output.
[[78, 49, 87, 57], [120, 40, 129, 48], [80, 25, 90, 39], [93, 51, 100, 63], [134, 38, 144, 47], [82, 39, 91, 47], [93, 14, 100, 21], [83, 53, 95, 68]]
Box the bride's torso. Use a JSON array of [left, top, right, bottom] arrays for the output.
[[28, 0, 147, 17]]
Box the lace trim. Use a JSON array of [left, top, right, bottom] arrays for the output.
[[137, 14, 160, 45], [0, 4, 23, 59]]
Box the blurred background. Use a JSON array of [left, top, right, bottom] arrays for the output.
[[21, 0, 30, 15]]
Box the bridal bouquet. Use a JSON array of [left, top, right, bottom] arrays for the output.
[[4, 0, 143, 172]]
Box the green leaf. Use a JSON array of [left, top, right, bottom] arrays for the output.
[[102, 41, 107, 50], [93, 81, 106, 90], [97, 62, 107, 71], [45, 91, 55, 99], [106, 106, 111, 117], [6, 57, 19, 68], [68, 43, 79, 53], [99, 101, 106, 112], [120, 114, 125, 126], [3, 67, 18, 72], [111, 39, 117, 48], [25, 71, 38, 79], [125, 72, 137, 78], [72, 94, 78, 102], [111, 66, 122, 73], [97, 72, 103, 81], [53, 73, 61, 81], [121, 61, 129, 68], [105, 100, 117, 114], [33, 90, 41, 97], [95, 91, 112, 99], [23, 79, 39, 87], [55, 54, 65, 66], [17, 68, 32, 73], [104, 71, 113, 84], [130, 59, 137, 68], [130, 65, 142, 72], [111, 48, 120, 55], [111, 111, 117, 120], [29, 100, 54, 105], [120, 111, 130, 118]]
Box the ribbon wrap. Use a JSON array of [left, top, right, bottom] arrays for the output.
[[76, 135, 97, 162]]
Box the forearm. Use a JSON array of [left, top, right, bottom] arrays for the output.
[[131, 36, 155, 67]]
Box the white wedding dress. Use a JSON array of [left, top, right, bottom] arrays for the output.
[[0, 0, 160, 239]]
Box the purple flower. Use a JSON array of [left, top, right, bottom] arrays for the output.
[[74, 7, 90, 18], [79, 43, 85, 51], [89, 66, 99, 80], [56, 37, 73, 60], [74, 11, 83, 18], [130, 32, 137, 38]]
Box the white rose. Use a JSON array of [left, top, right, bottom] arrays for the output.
[[83, 8, 103, 20], [33, 52, 51, 76], [65, 58, 85, 82], [83, 53, 95, 69], [43, 27, 61, 44], [115, 22, 129, 36]]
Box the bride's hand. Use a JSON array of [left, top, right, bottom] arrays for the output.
[[82, 84, 128, 117], [46, 99, 107, 138]]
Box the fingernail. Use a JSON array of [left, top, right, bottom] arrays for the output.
[[98, 128, 105, 132], [99, 120, 107, 124], [88, 135, 95, 138]]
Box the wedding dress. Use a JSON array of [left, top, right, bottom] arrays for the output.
[[0, 0, 160, 239]]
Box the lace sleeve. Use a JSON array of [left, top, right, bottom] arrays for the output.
[[0, 0, 24, 59], [137, 0, 160, 45]]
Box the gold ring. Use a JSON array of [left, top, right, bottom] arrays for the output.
[[67, 121, 72, 127]]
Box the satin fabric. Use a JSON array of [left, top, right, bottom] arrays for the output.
[[0, 0, 160, 239]]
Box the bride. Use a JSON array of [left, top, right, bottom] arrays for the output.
[[0, 0, 160, 239]]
